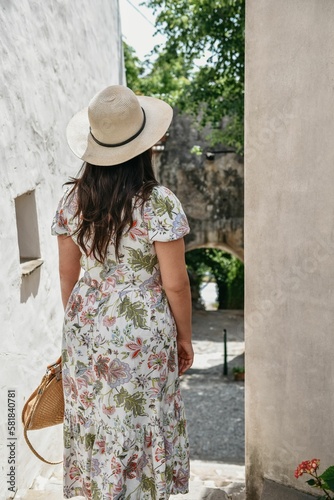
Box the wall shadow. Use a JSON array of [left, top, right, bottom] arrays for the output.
[[20, 267, 41, 303]]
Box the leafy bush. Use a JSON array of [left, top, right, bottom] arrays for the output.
[[185, 248, 244, 309]]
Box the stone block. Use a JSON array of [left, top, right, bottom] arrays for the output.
[[261, 479, 316, 500], [202, 488, 230, 500]]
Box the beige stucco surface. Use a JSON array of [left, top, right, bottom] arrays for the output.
[[0, 1, 123, 496], [245, 0, 334, 498]]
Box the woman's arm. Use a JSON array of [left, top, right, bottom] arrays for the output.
[[57, 235, 81, 309], [155, 238, 194, 375]]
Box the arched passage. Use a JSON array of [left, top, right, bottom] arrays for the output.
[[185, 227, 244, 263], [186, 245, 244, 311]]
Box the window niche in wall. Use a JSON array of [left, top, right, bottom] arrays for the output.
[[15, 190, 43, 302]]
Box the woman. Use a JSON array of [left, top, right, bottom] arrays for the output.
[[51, 85, 194, 500]]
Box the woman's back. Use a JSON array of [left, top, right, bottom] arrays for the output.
[[52, 85, 193, 499], [53, 183, 188, 279]]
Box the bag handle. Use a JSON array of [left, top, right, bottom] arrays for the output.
[[23, 426, 63, 465], [22, 356, 63, 465], [47, 357, 62, 379], [47, 356, 62, 369]]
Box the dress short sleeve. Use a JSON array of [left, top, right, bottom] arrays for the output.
[[144, 185, 190, 242], [51, 188, 73, 236]]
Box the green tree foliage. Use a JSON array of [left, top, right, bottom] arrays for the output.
[[123, 41, 191, 107], [123, 42, 144, 90], [186, 248, 244, 309], [226, 256, 244, 309], [145, 0, 245, 152]]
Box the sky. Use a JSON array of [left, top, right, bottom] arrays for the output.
[[119, 0, 166, 61], [119, 0, 209, 69]]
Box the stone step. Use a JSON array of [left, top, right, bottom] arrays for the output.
[[14, 460, 245, 500]]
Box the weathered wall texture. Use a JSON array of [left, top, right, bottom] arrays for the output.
[[0, 2, 123, 496], [245, 1, 334, 498], [156, 110, 244, 260]]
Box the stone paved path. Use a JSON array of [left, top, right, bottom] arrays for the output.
[[15, 310, 245, 500], [182, 310, 245, 465]]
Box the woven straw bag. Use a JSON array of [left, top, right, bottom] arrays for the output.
[[21, 357, 64, 464]]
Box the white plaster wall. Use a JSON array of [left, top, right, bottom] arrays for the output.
[[245, 1, 334, 498], [0, 1, 124, 496]]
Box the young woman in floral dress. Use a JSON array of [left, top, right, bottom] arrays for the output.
[[51, 85, 194, 500]]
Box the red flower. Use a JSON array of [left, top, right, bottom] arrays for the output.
[[148, 351, 167, 371], [94, 354, 110, 380], [57, 209, 68, 231], [125, 337, 143, 358], [145, 431, 153, 448], [79, 390, 94, 408], [128, 220, 147, 240], [294, 459, 320, 478], [96, 440, 106, 454], [102, 404, 116, 417], [155, 446, 166, 463], [80, 307, 95, 325], [103, 315, 116, 328], [123, 454, 138, 479], [67, 294, 83, 320], [69, 465, 81, 481], [110, 456, 122, 476], [76, 377, 88, 389], [62, 374, 72, 398]]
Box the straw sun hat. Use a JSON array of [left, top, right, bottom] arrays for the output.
[[66, 85, 173, 166]]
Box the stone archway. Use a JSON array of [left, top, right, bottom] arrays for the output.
[[186, 236, 243, 262], [154, 110, 244, 261]]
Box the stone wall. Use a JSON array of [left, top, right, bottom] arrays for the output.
[[155, 110, 244, 260], [0, 2, 123, 496], [245, 1, 334, 498]]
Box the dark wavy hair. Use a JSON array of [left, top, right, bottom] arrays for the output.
[[66, 149, 158, 263]]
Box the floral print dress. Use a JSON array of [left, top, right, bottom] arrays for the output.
[[51, 185, 190, 500]]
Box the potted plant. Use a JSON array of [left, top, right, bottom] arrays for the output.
[[233, 366, 245, 381]]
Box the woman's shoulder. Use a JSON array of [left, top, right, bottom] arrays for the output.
[[55, 184, 78, 218], [61, 185, 77, 208], [145, 185, 185, 214], [144, 185, 190, 241], [51, 185, 78, 236], [150, 184, 179, 202]]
